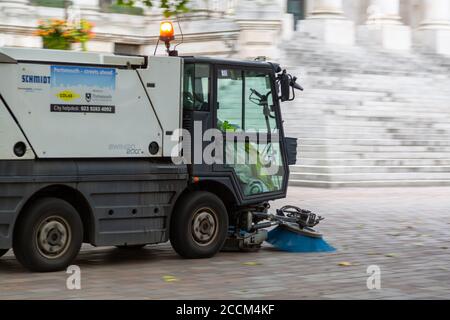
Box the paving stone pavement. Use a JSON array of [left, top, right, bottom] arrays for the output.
[[0, 186, 449, 300]]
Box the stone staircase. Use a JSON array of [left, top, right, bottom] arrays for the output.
[[279, 33, 450, 187]]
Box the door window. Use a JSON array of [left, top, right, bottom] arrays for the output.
[[183, 64, 210, 111], [216, 68, 285, 196], [216, 69, 243, 131]]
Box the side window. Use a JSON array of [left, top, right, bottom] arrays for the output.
[[216, 69, 277, 132], [183, 64, 210, 111], [216, 69, 243, 131], [244, 71, 277, 132]]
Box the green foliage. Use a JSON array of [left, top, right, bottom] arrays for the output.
[[219, 120, 238, 132], [115, 0, 189, 17], [35, 19, 95, 51], [31, 0, 67, 8], [31, 0, 190, 17], [106, 4, 144, 15]]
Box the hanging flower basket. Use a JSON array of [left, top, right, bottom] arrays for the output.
[[42, 37, 71, 50], [34, 18, 95, 51]]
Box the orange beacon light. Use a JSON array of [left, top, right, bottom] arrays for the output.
[[159, 21, 174, 42]]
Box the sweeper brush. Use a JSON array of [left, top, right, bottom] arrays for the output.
[[267, 224, 335, 253], [258, 206, 335, 253]]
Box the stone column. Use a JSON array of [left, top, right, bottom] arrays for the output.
[[416, 0, 450, 55], [71, 0, 100, 21], [234, 0, 284, 59], [366, 0, 402, 24], [357, 0, 411, 50], [298, 0, 355, 45]]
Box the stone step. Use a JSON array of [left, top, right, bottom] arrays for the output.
[[296, 93, 450, 104], [286, 100, 450, 111], [286, 129, 450, 138], [282, 109, 450, 120], [289, 171, 450, 182], [298, 60, 450, 71], [286, 133, 450, 141], [284, 46, 450, 67], [280, 35, 450, 187], [284, 118, 450, 130], [298, 144, 450, 153], [283, 109, 450, 120], [294, 139, 450, 147], [285, 65, 449, 78], [284, 104, 450, 114], [301, 76, 450, 86], [297, 158, 450, 166], [284, 132, 450, 141], [290, 165, 450, 174], [288, 179, 450, 188], [299, 151, 450, 159], [283, 122, 450, 131]]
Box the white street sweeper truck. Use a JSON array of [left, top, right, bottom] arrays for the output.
[[0, 22, 331, 272]]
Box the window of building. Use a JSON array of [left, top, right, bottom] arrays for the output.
[[287, 0, 306, 30]]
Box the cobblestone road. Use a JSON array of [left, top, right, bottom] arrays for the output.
[[1, 187, 449, 299]]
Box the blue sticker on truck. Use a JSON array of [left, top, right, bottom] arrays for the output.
[[50, 65, 116, 114]]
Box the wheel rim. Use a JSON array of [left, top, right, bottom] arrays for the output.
[[36, 215, 72, 259], [191, 207, 218, 246]]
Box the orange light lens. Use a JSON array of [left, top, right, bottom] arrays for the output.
[[160, 21, 174, 40]]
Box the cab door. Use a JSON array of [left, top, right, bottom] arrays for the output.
[[182, 62, 212, 174], [213, 66, 288, 199]]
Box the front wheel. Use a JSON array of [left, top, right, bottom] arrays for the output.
[[13, 198, 83, 272], [0, 249, 8, 258], [170, 191, 229, 259]]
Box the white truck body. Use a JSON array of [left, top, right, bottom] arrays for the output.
[[0, 48, 294, 272], [0, 47, 182, 159]]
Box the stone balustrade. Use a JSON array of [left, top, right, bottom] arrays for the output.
[[0, 0, 450, 56]]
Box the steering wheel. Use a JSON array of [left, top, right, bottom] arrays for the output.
[[183, 91, 195, 109]]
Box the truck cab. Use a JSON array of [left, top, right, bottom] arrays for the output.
[[0, 46, 299, 272], [182, 57, 290, 206]]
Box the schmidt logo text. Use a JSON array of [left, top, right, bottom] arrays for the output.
[[21, 75, 51, 84]]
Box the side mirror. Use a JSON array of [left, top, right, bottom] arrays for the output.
[[279, 71, 291, 102], [277, 69, 304, 102]]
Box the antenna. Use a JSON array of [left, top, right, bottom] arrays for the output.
[[174, 14, 184, 51], [153, 39, 159, 56]]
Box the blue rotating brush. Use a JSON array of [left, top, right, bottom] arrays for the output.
[[267, 224, 335, 253], [264, 205, 335, 253]]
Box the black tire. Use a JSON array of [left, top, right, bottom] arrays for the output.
[[0, 249, 8, 258], [13, 198, 83, 272], [170, 191, 229, 259]]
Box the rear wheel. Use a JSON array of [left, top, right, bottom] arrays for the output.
[[170, 191, 229, 258], [0, 249, 8, 258], [13, 198, 83, 272]]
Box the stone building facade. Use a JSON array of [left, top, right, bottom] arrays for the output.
[[1, 0, 450, 58], [2, 0, 450, 188]]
